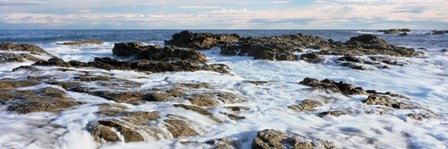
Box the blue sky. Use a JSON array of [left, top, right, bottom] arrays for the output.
[[0, 0, 447, 29]]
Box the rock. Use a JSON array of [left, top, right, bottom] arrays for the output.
[[431, 30, 446, 35], [91, 91, 146, 104], [222, 112, 245, 120], [6, 87, 79, 114], [0, 53, 25, 63], [251, 129, 337, 149], [441, 49, 447, 52], [300, 53, 322, 63], [299, 78, 367, 95], [167, 88, 184, 97], [243, 80, 268, 85], [338, 55, 363, 63], [408, 113, 432, 121], [112, 42, 146, 57], [378, 29, 410, 34], [35, 57, 230, 73], [75, 75, 110, 82], [0, 42, 52, 55], [165, 30, 240, 49], [188, 94, 220, 107], [225, 106, 250, 112], [362, 95, 410, 109], [144, 92, 170, 102], [174, 104, 211, 115], [0, 79, 41, 89], [221, 34, 330, 61], [164, 115, 199, 138], [318, 111, 347, 117], [289, 99, 322, 112], [61, 40, 104, 46], [88, 120, 144, 143], [216, 92, 247, 104], [339, 62, 367, 70], [12, 66, 39, 72], [399, 32, 408, 36]]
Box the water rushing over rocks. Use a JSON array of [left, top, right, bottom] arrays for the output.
[[0, 30, 447, 149]]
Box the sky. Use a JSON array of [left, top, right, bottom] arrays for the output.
[[0, 0, 447, 29]]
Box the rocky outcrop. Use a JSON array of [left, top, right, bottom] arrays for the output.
[[362, 95, 410, 109], [0, 42, 51, 55], [252, 129, 338, 149], [61, 40, 104, 46], [112, 43, 207, 62], [165, 30, 240, 49], [299, 78, 367, 95], [34, 57, 230, 73], [430, 30, 448, 35], [0, 43, 54, 62], [319, 34, 417, 57], [289, 99, 322, 112], [221, 34, 332, 61], [377, 29, 410, 34], [300, 53, 322, 63]]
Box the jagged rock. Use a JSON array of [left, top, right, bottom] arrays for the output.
[[5, 87, 78, 114], [407, 113, 432, 121], [112, 42, 207, 62], [35, 57, 230, 73], [252, 129, 338, 149], [188, 94, 220, 107], [299, 78, 367, 95], [222, 112, 245, 120], [399, 32, 408, 36], [0, 53, 25, 63], [90, 91, 145, 104], [431, 30, 448, 35], [338, 55, 363, 63], [339, 62, 367, 70], [164, 115, 199, 138], [216, 92, 247, 104], [12, 66, 39, 72], [0, 42, 52, 55], [61, 40, 104, 46], [165, 30, 240, 49], [300, 53, 322, 63], [174, 104, 211, 115], [289, 99, 322, 112], [88, 120, 144, 143], [378, 29, 410, 34], [225, 106, 250, 112], [221, 34, 330, 61], [167, 88, 184, 97], [144, 92, 170, 102], [0, 79, 41, 89], [318, 111, 347, 117], [75, 75, 110, 82], [362, 95, 410, 109]]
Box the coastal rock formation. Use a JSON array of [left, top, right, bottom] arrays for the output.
[[61, 40, 104, 46], [165, 30, 240, 49], [300, 53, 322, 63], [0, 42, 54, 62], [34, 57, 230, 73], [430, 30, 448, 35], [221, 34, 332, 61], [362, 95, 410, 109], [252, 129, 338, 149], [112, 42, 207, 62], [288, 99, 322, 112], [299, 78, 367, 95], [377, 29, 410, 34]]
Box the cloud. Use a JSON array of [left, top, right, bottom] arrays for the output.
[[0, 0, 447, 29]]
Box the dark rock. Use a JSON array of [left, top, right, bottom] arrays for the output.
[[318, 111, 347, 117], [164, 115, 199, 138], [300, 53, 322, 63], [12, 66, 39, 72], [112, 42, 146, 57], [362, 95, 410, 109], [299, 78, 367, 95], [144, 92, 170, 102], [174, 104, 211, 115], [5, 87, 78, 114], [0, 42, 52, 55], [0, 79, 40, 89], [378, 29, 410, 34], [243, 80, 268, 85], [188, 94, 220, 107], [399, 32, 408, 36], [61, 40, 103, 46], [221, 34, 330, 61], [289, 99, 322, 112], [339, 62, 367, 70], [165, 30, 240, 49], [252, 129, 337, 149], [88, 120, 144, 143], [338, 55, 363, 63], [431, 30, 446, 35], [76, 75, 110, 82], [441, 49, 447, 52], [0, 53, 25, 63]]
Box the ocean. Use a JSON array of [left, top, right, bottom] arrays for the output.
[[0, 30, 447, 149]]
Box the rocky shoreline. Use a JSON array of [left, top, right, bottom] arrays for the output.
[[0, 30, 443, 148]]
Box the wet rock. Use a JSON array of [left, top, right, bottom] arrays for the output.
[[0, 53, 25, 63], [0, 79, 40, 89], [205, 138, 237, 149], [12, 66, 39, 72], [252, 129, 337, 149], [318, 111, 347, 117], [174, 104, 211, 115], [289, 99, 322, 112], [165, 30, 240, 49], [188, 94, 220, 107], [35, 57, 229, 73], [216, 92, 247, 104], [164, 115, 199, 138], [144, 92, 170, 102], [221, 34, 330, 61], [0, 42, 52, 55], [337, 55, 363, 63], [399, 32, 408, 36], [378, 29, 410, 34], [243, 80, 268, 85], [407, 113, 432, 121], [319, 34, 417, 57], [167, 88, 184, 97], [339, 62, 367, 70], [88, 119, 144, 143], [362, 95, 410, 109], [299, 78, 367, 95], [222, 112, 245, 120], [112, 42, 146, 57], [225, 106, 250, 112], [441, 49, 448, 52], [431, 30, 448, 35], [6, 87, 79, 114], [91, 91, 146, 104], [300, 53, 322, 63], [61, 40, 104, 46], [75, 75, 110, 82]]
